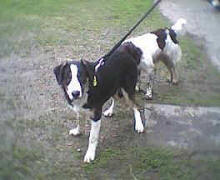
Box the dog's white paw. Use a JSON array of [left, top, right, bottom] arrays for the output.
[[145, 86, 153, 100], [69, 126, 80, 136], [135, 85, 140, 92], [135, 122, 144, 133], [84, 149, 95, 163], [172, 79, 178, 85], [103, 109, 113, 117]]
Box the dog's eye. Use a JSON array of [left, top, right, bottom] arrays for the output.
[[78, 70, 87, 84], [67, 73, 72, 82]]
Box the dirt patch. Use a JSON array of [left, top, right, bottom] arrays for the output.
[[1, 0, 220, 179]]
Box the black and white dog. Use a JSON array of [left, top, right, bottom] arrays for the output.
[[54, 42, 144, 163], [54, 18, 186, 162], [103, 18, 186, 117]]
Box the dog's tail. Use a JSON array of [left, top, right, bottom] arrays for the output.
[[171, 18, 187, 36]]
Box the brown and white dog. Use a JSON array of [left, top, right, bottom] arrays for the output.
[[103, 18, 186, 117]]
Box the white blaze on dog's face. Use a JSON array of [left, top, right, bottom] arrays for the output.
[[67, 64, 82, 100], [54, 61, 88, 105]]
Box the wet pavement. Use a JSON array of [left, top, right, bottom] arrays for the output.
[[144, 104, 220, 156], [159, 0, 220, 70]]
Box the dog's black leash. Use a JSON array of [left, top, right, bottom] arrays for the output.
[[92, 0, 162, 86], [103, 0, 162, 60], [95, 0, 162, 65]]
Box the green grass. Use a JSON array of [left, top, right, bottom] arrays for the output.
[[0, 0, 154, 57], [0, 0, 169, 58], [0, 146, 41, 179], [84, 147, 220, 179], [0, 114, 84, 180], [1, 0, 220, 179]]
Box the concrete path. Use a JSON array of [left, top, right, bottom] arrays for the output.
[[144, 104, 220, 157]]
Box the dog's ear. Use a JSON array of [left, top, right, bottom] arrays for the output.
[[53, 63, 66, 85], [80, 59, 94, 80], [169, 29, 179, 44]]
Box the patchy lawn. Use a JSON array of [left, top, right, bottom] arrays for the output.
[[0, 0, 220, 179]]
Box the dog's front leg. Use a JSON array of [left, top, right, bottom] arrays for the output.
[[145, 69, 154, 100], [135, 69, 141, 92], [103, 97, 115, 117], [133, 107, 144, 133], [84, 120, 101, 163], [69, 120, 80, 136], [69, 106, 81, 136], [84, 109, 102, 163], [140, 58, 154, 99]]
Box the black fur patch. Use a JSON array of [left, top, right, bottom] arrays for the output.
[[119, 42, 142, 65], [168, 28, 178, 44], [151, 28, 178, 50], [151, 28, 167, 50], [83, 43, 141, 116]]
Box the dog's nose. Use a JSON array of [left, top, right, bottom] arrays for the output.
[[72, 91, 80, 98]]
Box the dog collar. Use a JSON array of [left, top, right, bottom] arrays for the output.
[[93, 75, 98, 87]]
